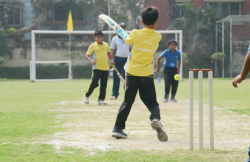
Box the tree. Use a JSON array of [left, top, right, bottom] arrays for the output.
[[0, 0, 143, 65], [167, 0, 180, 22], [0, 28, 15, 60], [169, 3, 222, 76], [0, 3, 16, 60], [87, 0, 143, 30], [12, 0, 143, 36], [12, 0, 47, 38]]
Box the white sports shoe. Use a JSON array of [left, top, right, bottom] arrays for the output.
[[98, 100, 107, 105], [170, 98, 177, 102], [163, 98, 168, 102], [151, 119, 168, 142], [84, 96, 89, 104]]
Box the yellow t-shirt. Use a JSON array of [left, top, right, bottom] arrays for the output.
[[86, 41, 111, 71], [125, 28, 162, 76]]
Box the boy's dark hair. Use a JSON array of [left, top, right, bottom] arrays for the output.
[[141, 6, 159, 25], [168, 40, 177, 46], [94, 30, 103, 36]]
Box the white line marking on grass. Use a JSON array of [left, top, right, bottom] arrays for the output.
[[0, 142, 11, 145], [87, 152, 96, 156], [54, 133, 63, 137], [241, 115, 249, 118], [60, 110, 72, 112], [216, 140, 250, 143], [42, 140, 62, 150], [214, 107, 223, 110], [56, 151, 74, 154], [42, 140, 111, 151], [225, 101, 240, 103], [56, 101, 124, 105]]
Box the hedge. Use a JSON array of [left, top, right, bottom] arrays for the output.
[[0, 64, 93, 79]]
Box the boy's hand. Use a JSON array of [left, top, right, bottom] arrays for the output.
[[91, 60, 96, 65], [177, 69, 180, 74], [109, 61, 115, 69], [155, 68, 160, 73], [110, 61, 115, 66], [232, 74, 245, 88]]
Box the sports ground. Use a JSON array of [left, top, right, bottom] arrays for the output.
[[0, 78, 249, 161]]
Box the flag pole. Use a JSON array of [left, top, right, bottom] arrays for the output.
[[68, 33, 72, 80], [67, 10, 73, 80], [69, 33, 71, 64]]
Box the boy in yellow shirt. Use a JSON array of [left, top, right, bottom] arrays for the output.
[[111, 6, 168, 142], [84, 30, 113, 105]]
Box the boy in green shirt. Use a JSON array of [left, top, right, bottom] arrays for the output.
[[111, 6, 168, 142]]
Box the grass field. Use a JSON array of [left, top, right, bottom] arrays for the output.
[[0, 78, 250, 161]]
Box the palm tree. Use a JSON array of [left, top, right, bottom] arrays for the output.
[[169, 3, 222, 73]]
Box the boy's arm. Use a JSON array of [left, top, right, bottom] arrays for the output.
[[232, 50, 250, 88], [107, 44, 114, 66], [108, 52, 114, 65], [177, 59, 181, 74], [110, 38, 116, 58], [110, 49, 116, 58], [86, 44, 96, 65], [85, 54, 96, 65], [156, 56, 163, 73]]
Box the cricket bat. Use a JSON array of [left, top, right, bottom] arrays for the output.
[[112, 65, 126, 86], [99, 14, 127, 86], [99, 14, 128, 40]]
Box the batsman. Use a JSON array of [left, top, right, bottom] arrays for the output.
[[111, 6, 168, 142]]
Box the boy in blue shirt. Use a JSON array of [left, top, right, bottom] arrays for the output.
[[247, 146, 250, 162], [156, 40, 181, 102]]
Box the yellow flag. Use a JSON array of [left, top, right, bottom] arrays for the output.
[[67, 10, 73, 31]]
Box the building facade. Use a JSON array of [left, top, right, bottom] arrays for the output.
[[0, 0, 101, 68], [144, 0, 250, 31], [0, 0, 95, 40], [144, 0, 250, 77]]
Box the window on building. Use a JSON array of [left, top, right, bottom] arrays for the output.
[[0, 4, 22, 25], [7, 8, 21, 25], [222, 2, 241, 17], [42, 4, 85, 22], [176, 3, 186, 17], [208, 2, 240, 18], [0, 5, 4, 15], [54, 4, 67, 21], [170, 2, 187, 19], [46, 6, 54, 21], [229, 3, 240, 15], [72, 7, 85, 21]]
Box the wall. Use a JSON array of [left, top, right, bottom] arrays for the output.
[[0, 39, 94, 67]]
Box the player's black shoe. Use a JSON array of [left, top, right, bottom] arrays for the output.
[[112, 127, 128, 139], [151, 119, 168, 142]]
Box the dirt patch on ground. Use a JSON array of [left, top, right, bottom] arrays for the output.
[[48, 98, 250, 152]]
